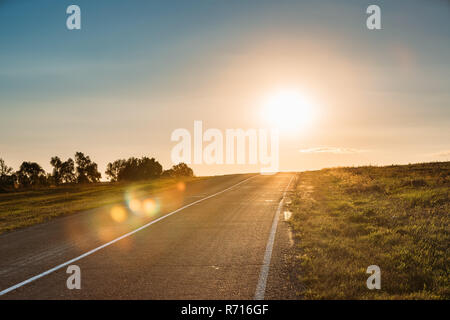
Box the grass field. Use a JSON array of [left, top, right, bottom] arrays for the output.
[[0, 177, 202, 235], [288, 162, 449, 299]]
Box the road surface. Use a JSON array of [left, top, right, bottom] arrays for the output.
[[0, 173, 296, 299]]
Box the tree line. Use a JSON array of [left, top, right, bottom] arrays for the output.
[[0, 152, 193, 192]]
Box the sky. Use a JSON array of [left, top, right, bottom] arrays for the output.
[[0, 0, 449, 177]]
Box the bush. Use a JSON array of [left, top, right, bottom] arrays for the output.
[[162, 163, 194, 178], [105, 157, 163, 182]]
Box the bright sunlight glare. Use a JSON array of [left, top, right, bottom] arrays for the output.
[[261, 90, 315, 132]]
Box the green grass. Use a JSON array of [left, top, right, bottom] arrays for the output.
[[288, 162, 449, 299], [0, 177, 202, 234]]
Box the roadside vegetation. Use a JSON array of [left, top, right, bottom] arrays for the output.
[[288, 162, 449, 299], [0, 154, 196, 234], [0, 176, 200, 235], [0, 153, 194, 191]]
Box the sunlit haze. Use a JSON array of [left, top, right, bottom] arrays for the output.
[[0, 0, 449, 176], [261, 89, 315, 132]]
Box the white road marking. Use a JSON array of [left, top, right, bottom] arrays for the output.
[[0, 175, 257, 297], [254, 175, 295, 300]]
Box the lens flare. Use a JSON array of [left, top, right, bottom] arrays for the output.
[[125, 190, 161, 217], [98, 228, 115, 242], [110, 205, 127, 223], [129, 199, 142, 213], [177, 181, 186, 191], [143, 199, 158, 216]]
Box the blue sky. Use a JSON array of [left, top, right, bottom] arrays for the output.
[[0, 0, 449, 176]]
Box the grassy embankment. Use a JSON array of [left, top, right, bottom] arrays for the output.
[[288, 162, 449, 299], [0, 176, 202, 235]]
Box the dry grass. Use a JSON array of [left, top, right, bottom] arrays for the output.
[[288, 162, 449, 299], [0, 177, 202, 234]]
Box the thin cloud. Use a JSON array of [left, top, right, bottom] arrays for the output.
[[299, 147, 369, 154], [428, 150, 450, 158]]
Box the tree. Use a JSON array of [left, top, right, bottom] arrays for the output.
[[0, 158, 13, 176], [138, 157, 163, 180], [60, 158, 76, 183], [17, 162, 46, 187], [163, 163, 194, 178], [117, 157, 140, 181], [50, 156, 62, 184], [105, 159, 125, 182], [106, 156, 163, 182], [50, 156, 75, 184], [0, 158, 15, 191], [74, 152, 101, 183]]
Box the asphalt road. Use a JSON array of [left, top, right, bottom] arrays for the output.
[[0, 173, 296, 299]]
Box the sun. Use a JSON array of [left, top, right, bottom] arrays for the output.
[[261, 89, 314, 131]]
